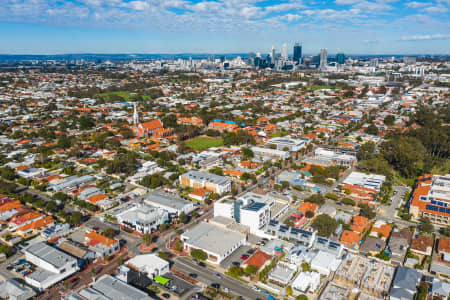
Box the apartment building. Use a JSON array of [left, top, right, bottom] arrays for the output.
[[179, 170, 232, 194], [265, 137, 305, 152], [409, 174, 450, 225]]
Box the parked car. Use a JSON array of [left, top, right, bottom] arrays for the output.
[[189, 273, 197, 278], [215, 273, 222, 279], [161, 293, 170, 299], [240, 255, 249, 260]]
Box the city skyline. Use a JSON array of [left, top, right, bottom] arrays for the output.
[[0, 0, 449, 54]]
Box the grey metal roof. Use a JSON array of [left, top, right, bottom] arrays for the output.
[[182, 170, 231, 186], [26, 241, 76, 269], [392, 266, 421, 291], [145, 192, 192, 211], [182, 222, 245, 258], [90, 275, 152, 300]]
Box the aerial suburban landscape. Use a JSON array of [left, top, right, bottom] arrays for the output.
[[0, 0, 449, 299], [0, 49, 447, 300]]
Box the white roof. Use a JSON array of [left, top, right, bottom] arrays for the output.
[[126, 254, 169, 274]]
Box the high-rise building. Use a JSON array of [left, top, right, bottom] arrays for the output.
[[320, 48, 328, 69], [282, 43, 288, 60], [270, 45, 276, 61], [336, 53, 345, 65], [293, 43, 302, 63]]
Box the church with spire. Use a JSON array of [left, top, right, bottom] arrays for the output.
[[131, 103, 172, 139]]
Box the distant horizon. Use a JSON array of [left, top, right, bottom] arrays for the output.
[[0, 52, 449, 59]]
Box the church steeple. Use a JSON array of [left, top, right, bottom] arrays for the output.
[[133, 102, 139, 127]]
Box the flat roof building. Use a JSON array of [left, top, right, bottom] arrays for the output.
[[181, 222, 246, 264], [24, 242, 79, 291], [180, 171, 232, 194], [145, 192, 195, 216]]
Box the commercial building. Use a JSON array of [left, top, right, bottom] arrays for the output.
[[181, 222, 246, 264], [85, 231, 120, 258], [293, 43, 302, 63], [179, 170, 232, 194], [144, 192, 195, 216], [320, 48, 328, 69], [24, 242, 79, 291], [265, 137, 305, 152], [0, 278, 36, 300], [116, 203, 168, 234], [251, 146, 290, 160], [75, 274, 152, 300], [409, 174, 450, 225], [126, 254, 170, 279], [342, 171, 386, 192], [314, 147, 356, 167]]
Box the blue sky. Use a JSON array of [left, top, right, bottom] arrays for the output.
[[0, 0, 449, 54]]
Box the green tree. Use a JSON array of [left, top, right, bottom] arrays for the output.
[[242, 148, 254, 159], [102, 228, 116, 238], [419, 217, 434, 234], [384, 115, 395, 126], [357, 141, 376, 161], [70, 211, 83, 225], [244, 264, 259, 275], [190, 249, 207, 261], [359, 203, 376, 219], [179, 212, 188, 224], [228, 265, 243, 277], [312, 214, 338, 237], [364, 124, 379, 135], [0, 167, 16, 180]]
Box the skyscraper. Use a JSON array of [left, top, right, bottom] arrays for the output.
[[336, 52, 345, 65], [293, 42, 302, 63], [282, 43, 288, 60], [270, 45, 275, 61], [320, 48, 327, 69]]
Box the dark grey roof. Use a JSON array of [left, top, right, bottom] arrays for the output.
[[389, 287, 414, 299], [392, 266, 421, 291]]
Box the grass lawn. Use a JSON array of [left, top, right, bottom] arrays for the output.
[[185, 137, 223, 150], [308, 85, 343, 91], [97, 91, 134, 101], [96, 91, 152, 102]]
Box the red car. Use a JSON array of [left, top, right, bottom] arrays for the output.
[[240, 255, 249, 260]]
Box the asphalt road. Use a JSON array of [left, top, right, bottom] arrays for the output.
[[173, 257, 267, 300], [381, 186, 410, 220]]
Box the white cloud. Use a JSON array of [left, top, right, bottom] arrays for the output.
[[265, 2, 306, 13], [400, 33, 450, 40], [126, 1, 149, 11], [405, 1, 429, 8], [422, 5, 448, 13], [335, 0, 359, 4]]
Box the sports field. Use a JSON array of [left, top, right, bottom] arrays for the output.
[[185, 137, 224, 150]]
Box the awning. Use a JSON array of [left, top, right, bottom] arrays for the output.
[[154, 276, 170, 286]]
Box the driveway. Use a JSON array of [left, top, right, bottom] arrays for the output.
[[220, 245, 253, 269]]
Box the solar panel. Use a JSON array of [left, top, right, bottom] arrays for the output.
[[330, 242, 341, 248]]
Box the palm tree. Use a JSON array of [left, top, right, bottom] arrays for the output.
[[142, 233, 151, 245]]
